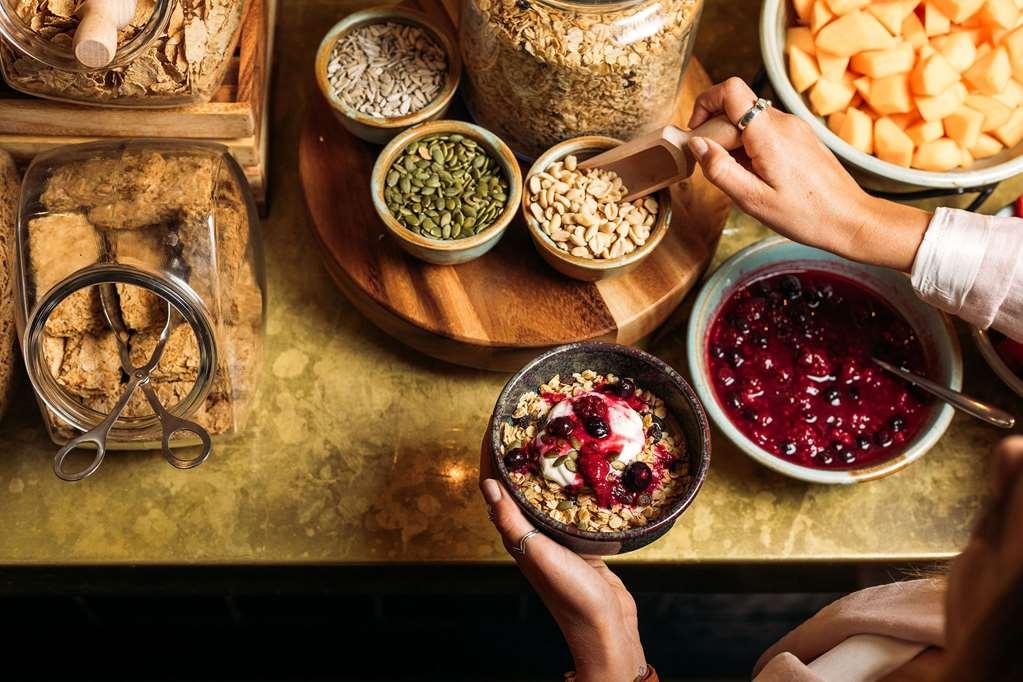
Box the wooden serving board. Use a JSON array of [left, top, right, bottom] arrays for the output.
[[0, 0, 277, 211], [298, 1, 731, 371]]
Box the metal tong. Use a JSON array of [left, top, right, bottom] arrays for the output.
[[53, 285, 213, 482]]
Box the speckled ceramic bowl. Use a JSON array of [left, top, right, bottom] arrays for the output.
[[371, 120, 522, 265], [486, 342, 711, 555], [522, 136, 672, 282], [687, 237, 962, 485], [315, 7, 461, 145]]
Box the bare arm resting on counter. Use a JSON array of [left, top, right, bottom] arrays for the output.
[[686, 78, 1023, 342]]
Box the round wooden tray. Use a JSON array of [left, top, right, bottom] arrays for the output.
[[299, 60, 730, 372]]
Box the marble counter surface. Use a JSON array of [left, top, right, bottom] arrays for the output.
[[0, 0, 1018, 567]]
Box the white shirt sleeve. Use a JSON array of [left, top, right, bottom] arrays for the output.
[[911, 207, 1023, 342]]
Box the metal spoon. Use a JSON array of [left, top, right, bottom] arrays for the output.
[[872, 357, 1016, 429]]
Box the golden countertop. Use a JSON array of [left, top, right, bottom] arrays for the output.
[[0, 0, 1018, 567]]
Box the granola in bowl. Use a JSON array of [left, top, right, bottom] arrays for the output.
[[498, 370, 692, 533]]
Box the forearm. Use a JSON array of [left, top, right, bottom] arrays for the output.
[[566, 622, 647, 682], [831, 193, 931, 273]]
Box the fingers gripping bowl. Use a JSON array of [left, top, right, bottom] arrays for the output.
[[487, 343, 711, 555], [687, 238, 962, 484]]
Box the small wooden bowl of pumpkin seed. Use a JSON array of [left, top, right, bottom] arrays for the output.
[[371, 120, 522, 265]]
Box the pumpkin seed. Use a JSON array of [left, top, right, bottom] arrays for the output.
[[611, 460, 626, 471], [564, 458, 578, 473], [553, 455, 567, 468], [556, 500, 574, 511]]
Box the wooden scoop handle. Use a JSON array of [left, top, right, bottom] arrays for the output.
[[579, 115, 743, 201], [74, 0, 138, 69]]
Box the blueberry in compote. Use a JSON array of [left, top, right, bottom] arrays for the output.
[[856, 436, 871, 451], [875, 429, 894, 448], [585, 417, 609, 439], [547, 416, 574, 439], [890, 416, 906, 433], [504, 448, 528, 471], [647, 422, 663, 443], [780, 440, 798, 456], [623, 461, 653, 492], [824, 387, 841, 406], [619, 377, 637, 396], [780, 275, 802, 300]]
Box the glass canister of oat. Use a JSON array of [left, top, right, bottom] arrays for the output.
[[460, 0, 703, 160], [0, 0, 245, 106], [13, 140, 265, 458]]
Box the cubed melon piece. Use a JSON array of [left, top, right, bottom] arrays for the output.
[[839, 106, 875, 151], [931, 0, 986, 22], [827, 0, 870, 14], [813, 0, 836, 33], [851, 42, 916, 76], [871, 73, 915, 111], [969, 131, 1006, 156], [916, 81, 968, 119], [809, 77, 858, 114], [889, 111, 920, 127], [980, 0, 1020, 27], [994, 77, 1023, 104], [960, 146, 975, 167], [943, 105, 985, 146], [794, 0, 816, 24], [933, 32, 977, 71], [993, 105, 1023, 145], [854, 74, 873, 96], [925, 2, 952, 35], [902, 11, 929, 46], [910, 51, 961, 94], [868, 0, 922, 33], [787, 26, 818, 55], [964, 46, 1011, 93], [965, 93, 1013, 128], [1003, 24, 1023, 79], [828, 110, 849, 132], [818, 51, 852, 79], [907, 118, 947, 142], [816, 10, 898, 55], [791, 46, 822, 92], [912, 137, 965, 168], [874, 116, 916, 164]]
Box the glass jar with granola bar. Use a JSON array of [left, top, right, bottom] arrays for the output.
[[13, 140, 265, 457], [0, 0, 245, 106], [460, 0, 703, 160]]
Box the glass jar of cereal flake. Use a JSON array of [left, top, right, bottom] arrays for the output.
[[460, 0, 704, 160], [0, 0, 245, 107], [13, 140, 265, 475]]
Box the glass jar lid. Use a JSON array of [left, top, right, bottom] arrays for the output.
[[0, 0, 173, 71], [23, 263, 218, 442]]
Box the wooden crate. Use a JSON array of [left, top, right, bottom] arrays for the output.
[[0, 0, 277, 210]]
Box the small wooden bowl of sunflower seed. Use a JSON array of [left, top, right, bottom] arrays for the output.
[[371, 120, 522, 265], [315, 7, 461, 145]]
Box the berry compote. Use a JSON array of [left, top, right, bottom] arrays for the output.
[[992, 331, 1023, 378], [706, 269, 932, 470]]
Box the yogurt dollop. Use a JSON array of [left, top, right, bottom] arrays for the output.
[[533, 391, 646, 502]]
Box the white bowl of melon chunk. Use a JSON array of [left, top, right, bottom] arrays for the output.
[[761, 0, 1023, 189]]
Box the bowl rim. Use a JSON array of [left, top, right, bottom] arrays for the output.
[[488, 341, 712, 543], [521, 136, 673, 273], [314, 6, 462, 131], [759, 0, 1023, 189], [972, 327, 1023, 398], [686, 236, 962, 485], [371, 119, 523, 253]]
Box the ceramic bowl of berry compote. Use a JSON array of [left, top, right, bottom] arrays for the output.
[[487, 342, 712, 555], [687, 237, 963, 485]]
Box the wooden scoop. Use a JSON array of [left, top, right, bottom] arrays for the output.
[[73, 0, 138, 69], [578, 115, 743, 202]]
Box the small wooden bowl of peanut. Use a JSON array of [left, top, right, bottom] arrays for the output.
[[522, 137, 672, 282]]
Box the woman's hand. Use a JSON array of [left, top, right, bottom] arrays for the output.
[[688, 78, 931, 272], [479, 439, 647, 682]]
